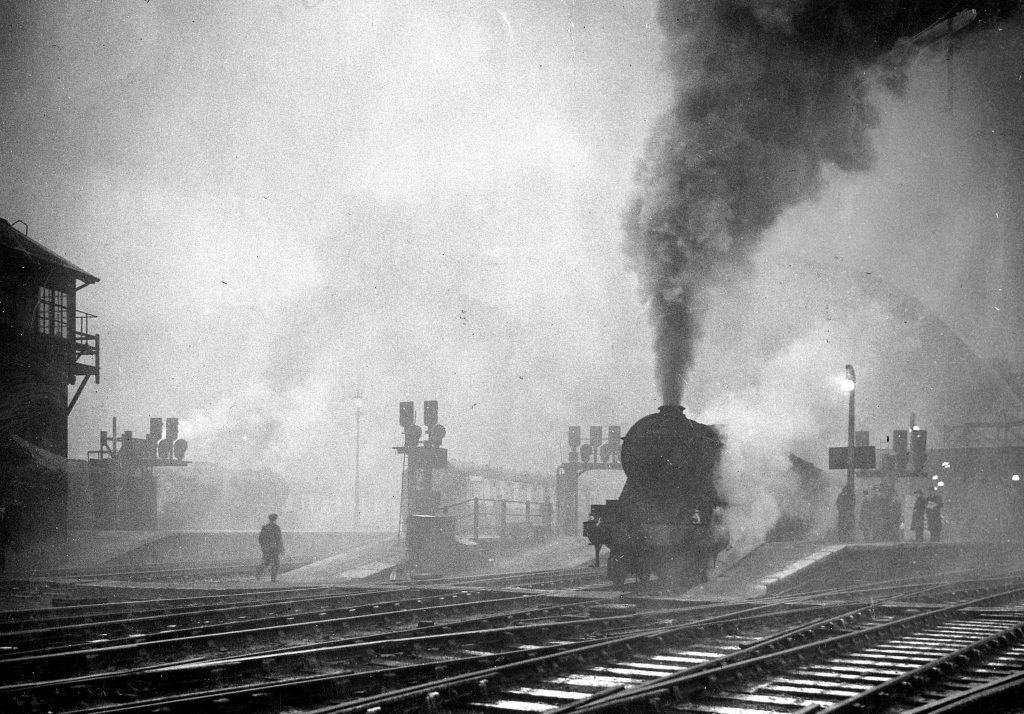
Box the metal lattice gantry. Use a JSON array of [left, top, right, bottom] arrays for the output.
[[942, 418, 1024, 449]]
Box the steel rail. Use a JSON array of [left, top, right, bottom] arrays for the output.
[[0, 585, 344, 627], [551, 586, 1024, 713], [3, 593, 598, 666], [27, 560, 308, 582], [823, 616, 1024, 713], [400, 567, 605, 589], [780, 577, 1023, 612], [60, 636, 591, 714], [314, 603, 856, 713], [762, 568, 1024, 604], [0, 588, 428, 650], [0, 588, 522, 656], [0, 592, 561, 682], [77, 603, 810, 714], [900, 668, 1024, 713], [2, 601, 604, 713], [0, 599, 776, 705], [2, 601, 801, 712]]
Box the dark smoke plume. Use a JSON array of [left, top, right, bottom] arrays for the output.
[[624, 0, 946, 405]]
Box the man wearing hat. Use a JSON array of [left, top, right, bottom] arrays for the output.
[[256, 513, 285, 582]]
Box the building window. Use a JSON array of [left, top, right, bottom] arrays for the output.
[[35, 287, 69, 338]]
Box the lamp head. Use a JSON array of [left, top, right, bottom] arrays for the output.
[[839, 364, 856, 392]]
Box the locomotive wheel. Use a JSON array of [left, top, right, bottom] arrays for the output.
[[657, 556, 687, 588], [607, 553, 628, 587]]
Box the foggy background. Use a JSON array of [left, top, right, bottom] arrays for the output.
[[2, 2, 1022, 538]]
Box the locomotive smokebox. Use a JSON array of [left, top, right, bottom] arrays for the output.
[[589, 403, 729, 587], [620, 404, 722, 500]]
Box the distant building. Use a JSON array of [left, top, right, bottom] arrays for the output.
[[1, 218, 99, 550]]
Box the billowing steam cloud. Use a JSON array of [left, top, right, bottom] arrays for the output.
[[623, 0, 943, 405]]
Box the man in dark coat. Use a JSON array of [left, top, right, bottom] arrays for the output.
[[256, 513, 285, 582], [879, 486, 902, 541], [860, 487, 881, 542], [911, 490, 927, 542], [836, 484, 855, 541], [0, 505, 9, 572], [925, 487, 944, 542]]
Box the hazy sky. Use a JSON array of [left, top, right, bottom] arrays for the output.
[[3, 2, 1023, 531]]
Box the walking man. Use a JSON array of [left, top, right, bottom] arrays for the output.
[[256, 513, 285, 582]]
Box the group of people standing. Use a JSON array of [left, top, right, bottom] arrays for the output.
[[858, 485, 903, 542], [836, 484, 944, 542]]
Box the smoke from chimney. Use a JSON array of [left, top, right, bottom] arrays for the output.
[[623, 0, 939, 405]]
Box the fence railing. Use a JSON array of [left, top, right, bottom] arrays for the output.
[[441, 498, 553, 541]]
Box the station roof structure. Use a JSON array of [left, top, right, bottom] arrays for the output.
[[0, 217, 99, 287]]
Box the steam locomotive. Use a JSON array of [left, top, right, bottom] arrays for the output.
[[583, 405, 729, 587]]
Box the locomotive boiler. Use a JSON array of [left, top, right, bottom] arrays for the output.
[[583, 405, 729, 587]]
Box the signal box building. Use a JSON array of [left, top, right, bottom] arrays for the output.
[[0, 218, 99, 547]]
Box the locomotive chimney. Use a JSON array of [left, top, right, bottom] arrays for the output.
[[658, 405, 686, 417]]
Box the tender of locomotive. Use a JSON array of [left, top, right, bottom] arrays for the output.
[[584, 405, 729, 586]]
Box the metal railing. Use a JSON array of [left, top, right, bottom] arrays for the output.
[[72, 310, 99, 375], [441, 497, 553, 541]]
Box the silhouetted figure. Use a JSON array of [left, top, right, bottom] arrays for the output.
[[926, 488, 943, 542], [256, 513, 285, 582], [0, 506, 9, 573], [836, 485, 855, 541], [880, 486, 902, 541], [911, 490, 927, 542], [860, 488, 881, 542]]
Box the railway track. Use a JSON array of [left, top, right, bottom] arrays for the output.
[[486, 589, 1024, 714], [0, 584, 336, 628], [0, 586, 497, 655], [0, 593, 820, 712], [404, 567, 607, 591], [293, 583, 1024, 713], [3, 566, 1024, 712], [21, 559, 309, 583], [0, 589, 585, 681]]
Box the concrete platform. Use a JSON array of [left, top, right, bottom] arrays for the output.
[[283, 535, 597, 583], [10, 530, 381, 574], [682, 540, 1024, 600], [684, 542, 846, 600], [281, 540, 406, 582], [782, 540, 1024, 595], [483, 536, 596, 574]]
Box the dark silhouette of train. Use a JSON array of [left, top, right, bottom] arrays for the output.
[[584, 405, 729, 587]]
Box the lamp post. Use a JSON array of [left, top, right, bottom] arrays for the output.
[[838, 365, 856, 541], [352, 393, 363, 531]]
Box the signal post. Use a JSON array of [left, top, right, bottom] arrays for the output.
[[395, 400, 448, 553], [556, 424, 622, 535]]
